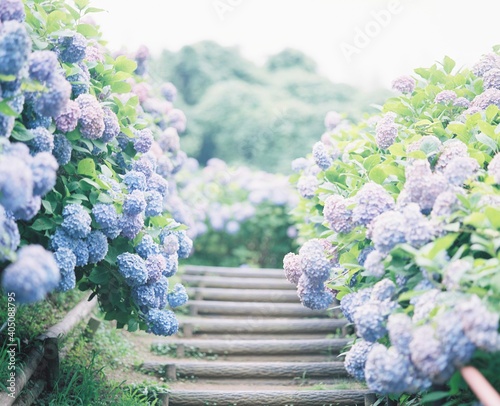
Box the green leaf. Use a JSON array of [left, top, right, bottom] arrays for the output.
[[76, 23, 99, 38], [363, 155, 381, 171], [446, 122, 466, 137], [11, 126, 34, 142], [77, 158, 97, 178], [115, 56, 137, 73], [31, 218, 56, 231], [476, 132, 498, 151], [111, 81, 132, 94], [74, 0, 90, 10], [0, 101, 17, 116], [442, 55, 455, 74], [88, 268, 110, 285], [421, 391, 450, 403], [369, 166, 386, 184]]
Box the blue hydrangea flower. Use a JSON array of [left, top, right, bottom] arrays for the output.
[[488, 153, 500, 184], [391, 75, 415, 94], [387, 313, 413, 355], [132, 277, 169, 310], [92, 203, 119, 229], [0, 156, 33, 212], [162, 253, 178, 278], [161, 233, 179, 256], [123, 170, 147, 192], [167, 108, 186, 133], [371, 279, 396, 302], [146, 309, 179, 336], [299, 239, 331, 284], [0, 20, 31, 76], [435, 311, 475, 367], [401, 204, 434, 248], [370, 211, 406, 254], [133, 128, 153, 153], [56, 33, 87, 64], [54, 248, 76, 292], [353, 302, 390, 342], [117, 252, 148, 287], [61, 204, 91, 239], [28, 51, 59, 83], [297, 284, 334, 310], [160, 82, 177, 102], [340, 288, 373, 324], [147, 173, 168, 197], [323, 195, 354, 233], [357, 246, 375, 267], [67, 63, 90, 98], [86, 230, 108, 264], [0, 0, 26, 22], [145, 254, 167, 284], [353, 183, 395, 226], [76, 94, 105, 139], [21, 94, 52, 129], [0, 206, 20, 261], [167, 283, 188, 308], [123, 190, 146, 216], [55, 100, 80, 133], [101, 107, 120, 143], [145, 191, 163, 217], [344, 340, 374, 381], [297, 175, 318, 199], [132, 156, 155, 178], [136, 234, 161, 259], [177, 231, 193, 259], [13, 195, 41, 221], [120, 213, 144, 240], [34, 74, 72, 118], [158, 127, 180, 153], [404, 160, 448, 212], [312, 141, 333, 170], [291, 157, 310, 173], [53, 134, 72, 165], [29, 127, 54, 154]]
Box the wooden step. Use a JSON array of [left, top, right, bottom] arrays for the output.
[[187, 287, 299, 303], [151, 338, 349, 356], [181, 275, 295, 290], [183, 265, 285, 279], [187, 300, 331, 317], [142, 360, 347, 379], [179, 317, 348, 336], [165, 389, 372, 406]]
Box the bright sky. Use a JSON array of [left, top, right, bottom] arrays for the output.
[[92, 0, 499, 89]]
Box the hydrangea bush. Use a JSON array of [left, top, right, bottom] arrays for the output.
[[171, 158, 299, 268], [0, 0, 193, 336], [285, 52, 500, 401]]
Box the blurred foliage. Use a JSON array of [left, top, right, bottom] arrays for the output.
[[150, 41, 391, 173]]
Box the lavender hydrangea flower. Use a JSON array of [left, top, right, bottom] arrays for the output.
[[340, 288, 372, 324], [29, 127, 54, 154], [54, 248, 76, 292], [391, 75, 415, 94], [167, 109, 187, 133], [435, 311, 476, 366], [298, 285, 334, 310], [371, 279, 396, 302], [76, 94, 105, 139], [483, 67, 500, 90], [488, 153, 500, 184], [160, 82, 177, 102], [299, 239, 331, 284], [123, 190, 146, 216], [117, 252, 148, 287], [146, 309, 179, 336], [375, 113, 398, 149], [443, 157, 479, 185], [133, 155, 155, 178], [363, 250, 385, 278], [472, 53, 500, 77], [28, 51, 59, 83], [61, 204, 91, 239], [291, 157, 309, 173], [167, 283, 189, 308], [145, 254, 167, 283], [55, 100, 81, 133], [470, 88, 500, 110], [145, 191, 163, 217], [435, 139, 469, 172], [133, 128, 153, 153], [161, 233, 179, 256], [283, 252, 302, 285], [312, 141, 333, 170], [353, 301, 390, 342], [297, 175, 318, 199], [434, 90, 457, 104], [101, 107, 120, 142], [86, 230, 108, 264], [56, 33, 87, 64], [0, 206, 20, 261], [387, 313, 413, 355], [404, 160, 448, 212], [353, 183, 395, 226], [13, 195, 41, 221], [21, 94, 52, 129], [147, 173, 169, 196], [34, 74, 72, 118], [0, 21, 31, 76], [401, 203, 434, 248], [324, 111, 341, 131], [431, 191, 459, 218], [0, 0, 25, 22], [158, 127, 180, 153], [453, 97, 470, 108], [370, 211, 406, 254]]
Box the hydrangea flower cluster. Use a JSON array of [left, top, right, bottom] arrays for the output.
[[287, 51, 500, 396]]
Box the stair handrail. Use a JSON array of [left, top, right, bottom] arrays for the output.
[[460, 366, 500, 406]]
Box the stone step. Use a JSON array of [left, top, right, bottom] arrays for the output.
[[181, 275, 295, 290], [179, 317, 348, 337], [142, 360, 348, 380], [151, 338, 349, 356], [186, 287, 299, 303], [183, 265, 285, 279], [187, 300, 331, 318], [165, 390, 372, 406]]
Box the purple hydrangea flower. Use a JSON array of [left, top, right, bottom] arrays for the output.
[[133, 128, 153, 153], [353, 183, 395, 226], [145, 254, 167, 284], [297, 175, 318, 199], [299, 239, 331, 284], [435, 139, 469, 172], [391, 75, 415, 94], [353, 301, 391, 342], [370, 211, 406, 254], [147, 173, 169, 197], [472, 53, 500, 77], [324, 111, 341, 131], [443, 157, 479, 185], [404, 160, 448, 212], [340, 288, 373, 324], [434, 90, 457, 104], [470, 88, 500, 110], [34, 74, 72, 118], [435, 311, 476, 367], [387, 313, 413, 355], [291, 157, 309, 173], [55, 100, 81, 133], [323, 195, 354, 233], [453, 97, 470, 108], [167, 109, 186, 133], [145, 190, 164, 217], [401, 203, 434, 248], [76, 94, 105, 139], [312, 141, 333, 170], [158, 127, 180, 153], [364, 250, 385, 278]]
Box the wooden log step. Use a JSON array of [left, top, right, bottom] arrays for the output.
[[181, 275, 295, 290], [179, 317, 348, 336], [166, 390, 371, 406], [187, 287, 299, 303], [187, 300, 331, 318], [142, 360, 348, 379], [152, 338, 349, 356], [182, 265, 285, 279]]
